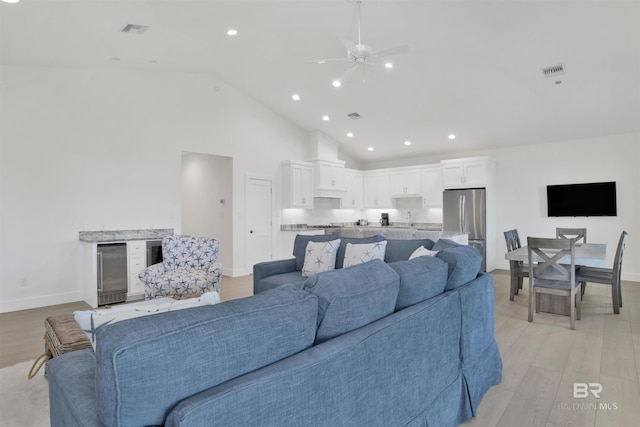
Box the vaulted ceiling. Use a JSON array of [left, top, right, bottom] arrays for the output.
[[2, 0, 639, 164]]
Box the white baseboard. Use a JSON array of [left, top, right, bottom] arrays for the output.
[[222, 267, 251, 277], [0, 291, 84, 313]]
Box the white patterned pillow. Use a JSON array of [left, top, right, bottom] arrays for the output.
[[409, 246, 439, 259], [343, 241, 388, 268], [302, 239, 341, 277]]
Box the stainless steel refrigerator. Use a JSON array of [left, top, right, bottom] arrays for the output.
[[442, 188, 486, 272]]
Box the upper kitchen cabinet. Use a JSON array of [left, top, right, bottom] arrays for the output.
[[441, 157, 492, 189], [390, 168, 422, 197], [364, 171, 392, 209], [341, 169, 364, 209], [281, 160, 314, 209], [314, 159, 346, 198], [421, 164, 444, 207]]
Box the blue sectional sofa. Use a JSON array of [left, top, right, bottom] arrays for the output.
[[48, 235, 502, 427]]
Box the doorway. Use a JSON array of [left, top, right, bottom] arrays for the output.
[[181, 152, 233, 272]]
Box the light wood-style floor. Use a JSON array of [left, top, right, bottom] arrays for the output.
[[1, 272, 638, 426]]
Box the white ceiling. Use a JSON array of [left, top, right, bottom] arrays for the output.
[[2, 0, 639, 164]]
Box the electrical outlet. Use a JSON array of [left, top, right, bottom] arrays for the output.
[[20, 277, 28, 287]]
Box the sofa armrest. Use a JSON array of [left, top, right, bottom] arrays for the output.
[[253, 258, 297, 294], [139, 262, 165, 285]]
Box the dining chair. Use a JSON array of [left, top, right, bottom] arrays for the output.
[[504, 229, 528, 301], [556, 227, 587, 243], [576, 230, 628, 314], [527, 237, 581, 330]]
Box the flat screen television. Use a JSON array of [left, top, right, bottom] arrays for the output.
[[547, 181, 617, 217]]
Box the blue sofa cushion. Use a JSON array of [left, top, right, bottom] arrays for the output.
[[257, 270, 306, 290], [432, 238, 462, 251], [95, 284, 318, 427], [384, 238, 436, 263], [388, 256, 448, 310], [293, 233, 340, 271], [335, 235, 386, 269], [303, 259, 400, 344], [436, 246, 482, 290]]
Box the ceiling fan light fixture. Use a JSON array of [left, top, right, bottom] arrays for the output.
[[226, 29, 238, 36]]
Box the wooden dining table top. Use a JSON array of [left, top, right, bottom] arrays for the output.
[[504, 243, 607, 267]]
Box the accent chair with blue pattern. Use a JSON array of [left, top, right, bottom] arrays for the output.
[[139, 235, 222, 299]]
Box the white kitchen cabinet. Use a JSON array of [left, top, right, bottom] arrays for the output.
[[341, 169, 364, 209], [390, 168, 422, 197], [314, 160, 346, 198], [441, 157, 490, 188], [421, 164, 443, 207], [127, 241, 146, 298], [363, 171, 392, 209], [281, 160, 314, 209]]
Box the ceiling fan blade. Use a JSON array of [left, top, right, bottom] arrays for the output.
[[306, 58, 350, 64], [370, 44, 410, 59], [335, 62, 359, 85], [341, 39, 359, 55]]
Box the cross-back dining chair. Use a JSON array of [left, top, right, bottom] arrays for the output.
[[504, 229, 528, 301], [527, 237, 581, 330], [576, 230, 628, 314], [556, 227, 587, 244]]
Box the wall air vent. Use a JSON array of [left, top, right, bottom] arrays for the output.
[[121, 24, 150, 35], [347, 112, 361, 120], [542, 64, 565, 78]]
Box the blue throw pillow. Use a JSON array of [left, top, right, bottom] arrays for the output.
[[293, 234, 340, 271], [436, 246, 482, 290], [388, 256, 448, 310], [432, 238, 463, 251], [384, 239, 436, 263], [335, 235, 386, 269], [303, 259, 400, 344]]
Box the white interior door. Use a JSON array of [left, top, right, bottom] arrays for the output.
[[245, 177, 272, 271]]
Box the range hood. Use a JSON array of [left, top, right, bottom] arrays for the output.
[[307, 131, 347, 199]]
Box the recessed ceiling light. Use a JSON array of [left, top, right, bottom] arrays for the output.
[[368, 147, 374, 151], [291, 94, 300, 101], [385, 62, 393, 69], [317, 60, 326, 65], [332, 80, 342, 88], [448, 134, 456, 140], [226, 29, 238, 36], [347, 132, 354, 138], [322, 115, 330, 121], [404, 140, 411, 146], [2, 0, 21, 3]]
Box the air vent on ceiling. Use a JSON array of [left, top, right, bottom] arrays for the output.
[[347, 112, 362, 120], [542, 64, 565, 78], [121, 24, 150, 35]]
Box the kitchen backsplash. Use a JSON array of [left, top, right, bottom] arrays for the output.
[[281, 197, 443, 226]]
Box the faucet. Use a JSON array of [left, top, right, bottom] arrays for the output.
[[406, 211, 412, 224]]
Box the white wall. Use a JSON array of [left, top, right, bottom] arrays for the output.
[[0, 65, 308, 312]]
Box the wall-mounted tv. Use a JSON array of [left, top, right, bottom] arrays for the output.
[[547, 181, 617, 217]]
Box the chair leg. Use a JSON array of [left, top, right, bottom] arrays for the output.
[[569, 292, 576, 330], [576, 288, 581, 321], [528, 287, 535, 322], [517, 277, 523, 291], [618, 282, 623, 308], [612, 282, 620, 314], [509, 271, 516, 301]]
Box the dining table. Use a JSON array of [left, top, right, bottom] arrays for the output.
[[504, 242, 607, 315]]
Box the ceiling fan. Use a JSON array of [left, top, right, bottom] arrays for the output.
[[310, 0, 410, 85]]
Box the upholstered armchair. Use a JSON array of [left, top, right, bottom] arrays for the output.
[[139, 235, 222, 299]]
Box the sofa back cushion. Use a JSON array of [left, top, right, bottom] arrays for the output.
[[95, 285, 318, 427], [335, 235, 386, 269], [436, 246, 483, 290], [388, 256, 448, 311], [162, 235, 219, 270], [303, 259, 400, 344], [293, 233, 340, 271], [384, 239, 436, 263]]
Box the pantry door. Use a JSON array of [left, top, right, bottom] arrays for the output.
[[245, 177, 273, 272]]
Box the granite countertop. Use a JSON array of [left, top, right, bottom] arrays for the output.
[[79, 228, 174, 243], [281, 223, 443, 232]]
